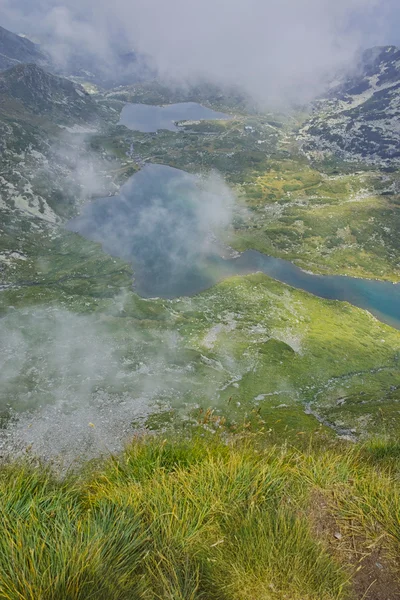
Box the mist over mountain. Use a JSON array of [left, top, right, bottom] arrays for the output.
[[0, 24, 48, 71], [1, 0, 400, 105], [0, 21, 151, 87]]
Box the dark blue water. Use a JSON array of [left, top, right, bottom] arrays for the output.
[[68, 164, 400, 330], [119, 102, 231, 132]]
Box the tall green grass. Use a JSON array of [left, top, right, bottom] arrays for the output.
[[0, 434, 399, 599]]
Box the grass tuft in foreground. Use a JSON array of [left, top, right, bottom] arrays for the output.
[[0, 433, 400, 599]]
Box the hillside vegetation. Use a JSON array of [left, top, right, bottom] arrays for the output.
[[0, 432, 400, 599], [2, 272, 400, 457]]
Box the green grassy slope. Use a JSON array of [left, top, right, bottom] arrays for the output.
[[1, 433, 400, 600], [232, 162, 400, 281], [2, 270, 400, 440]]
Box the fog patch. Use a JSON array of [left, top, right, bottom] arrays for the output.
[[68, 164, 236, 297], [48, 130, 120, 208], [2, 0, 399, 104], [0, 306, 188, 463]]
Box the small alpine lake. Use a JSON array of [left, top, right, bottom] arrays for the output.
[[119, 102, 232, 132]]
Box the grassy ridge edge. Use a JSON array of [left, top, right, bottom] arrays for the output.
[[0, 432, 399, 599]]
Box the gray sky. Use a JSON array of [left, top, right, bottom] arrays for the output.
[[1, 0, 399, 103]]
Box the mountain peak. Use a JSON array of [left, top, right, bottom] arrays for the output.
[[0, 25, 47, 71], [300, 44, 400, 165]]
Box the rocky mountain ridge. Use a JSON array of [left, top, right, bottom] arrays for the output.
[[0, 63, 98, 125], [0, 61, 125, 280], [299, 45, 400, 166], [0, 25, 48, 72], [0, 23, 151, 88]]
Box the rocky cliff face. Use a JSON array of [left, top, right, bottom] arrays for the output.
[[299, 46, 400, 166], [0, 63, 98, 124], [0, 62, 118, 249]]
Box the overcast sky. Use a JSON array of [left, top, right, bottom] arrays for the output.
[[1, 0, 399, 103]]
